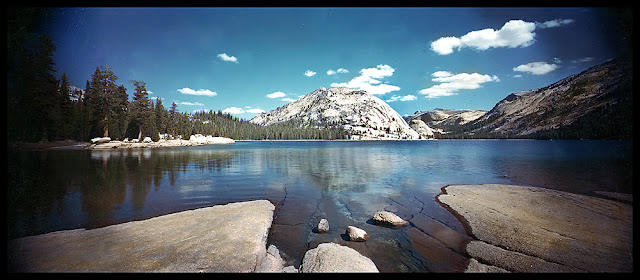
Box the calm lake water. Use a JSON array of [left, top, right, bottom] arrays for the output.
[[7, 140, 633, 272]]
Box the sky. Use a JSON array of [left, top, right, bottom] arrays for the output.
[[38, 7, 628, 119]]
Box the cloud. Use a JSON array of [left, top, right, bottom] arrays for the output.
[[330, 64, 400, 95], [179, 101, 204, 106], [431, 19, 545, 55], [513, 61, 558, 75], [246, 108, 266, 114], [327, 68, 349, 75], [419, 71, 499, 98], [537, 19, 574, 29], [571, 57, 594, 63], [304, 70, 317, 77], [385, 95, 417, 102], [222, 107, 246, 115], [178, 88, 217, 97], [282, 98, 298, 103], [266, 91, 287, 98], [217, 53, 238, 63]]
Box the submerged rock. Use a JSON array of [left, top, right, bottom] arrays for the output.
[[372, 211, 408, 227], [300, 242, 378, 272], [346, 226, 369, 242]]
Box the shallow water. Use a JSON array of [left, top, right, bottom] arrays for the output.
[[7, 140, 632, 272]]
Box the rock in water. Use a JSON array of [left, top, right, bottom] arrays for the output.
[[372, 211, 408, 227], [300, 242, 378, 272], [315, 219, 329, 233], [346, 226, 369, 241]]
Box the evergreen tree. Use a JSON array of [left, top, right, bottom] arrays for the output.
[[130, 80, 156, 140]]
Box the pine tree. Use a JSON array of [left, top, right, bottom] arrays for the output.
[[130, 80, 155, 140]]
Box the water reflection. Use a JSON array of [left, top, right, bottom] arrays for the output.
[[7, 140, 632, 254]]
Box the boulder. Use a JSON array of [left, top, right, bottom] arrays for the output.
[[372, 211, 408, 227], [346, 226, 369, 242], [91, 137, 111, 144], [255, 245, 286, 272], [142, 137, 153, 143], [300, 242, 378, 272], [314, 219, 329, 233]]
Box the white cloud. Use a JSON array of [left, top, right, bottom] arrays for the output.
[[537, 19, 574, 29], [431, 20, 537, 55], [246, 108, 266, 114], [178, 88, 217, 97], [419, 71, 499, 98], [266, 91, 287, 98], [304, 70, 317, 77], [385, 95, 417, 102], [222, 107, 245, 115], [282, 97, 297, 103], [217, 53, 238, 63], [327, 68, 349, 75], [513, 61, 558, 75], [330, 64, 400, 95], [571, 57, 594, 63], [179, 101, 204, 106]]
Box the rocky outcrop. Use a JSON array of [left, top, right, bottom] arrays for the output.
[[251, 87, 419, 140], [437, 184, 633, 272], [7, 200, 275, 272], [300, 242, 378, 272], [408, 119, 434, 139], [372, 211, 408, 227]]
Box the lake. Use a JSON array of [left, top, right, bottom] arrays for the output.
[[6, 140, 633, 272]]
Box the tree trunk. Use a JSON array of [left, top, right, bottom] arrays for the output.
[[103, 114, 109, 137]]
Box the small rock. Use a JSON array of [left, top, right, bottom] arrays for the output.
[[315, 219, 329, 233], [372, 211, 408, 227], [346, 226, 369, 242], [142, 137, 153, 143]]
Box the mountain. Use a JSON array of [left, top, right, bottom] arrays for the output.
[[458, 57, 632, 139], [403, 108, 487, 136], [250, 87, 420, 140]]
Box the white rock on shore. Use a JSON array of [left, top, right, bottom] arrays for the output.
[[89, 135, 234, 149]]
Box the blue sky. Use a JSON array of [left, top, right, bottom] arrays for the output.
[[42, 7, 627, 119]]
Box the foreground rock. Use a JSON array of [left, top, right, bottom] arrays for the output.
[[7, 200, 275, 272], [437, 184, 633, 272], [300, 243, 378, 272], [372, 211, 408, 227], [346, 226, 369, 241]]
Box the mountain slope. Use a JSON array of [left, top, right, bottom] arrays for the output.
[[458, 57, 632, 139], [250, 87, 420, 140]]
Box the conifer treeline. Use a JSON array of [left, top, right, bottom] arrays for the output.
[[7, 13, 349, 142]]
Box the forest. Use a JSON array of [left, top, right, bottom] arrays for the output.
[[7, 10, 349, 143]]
